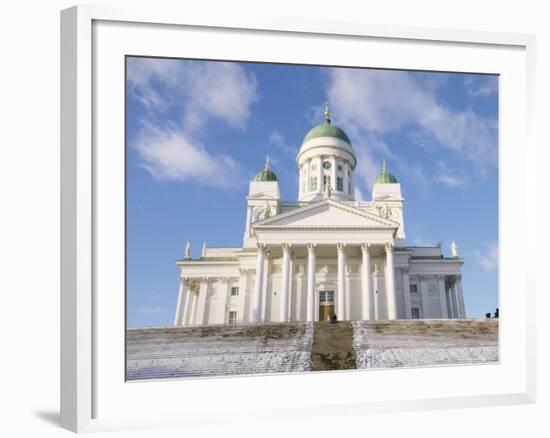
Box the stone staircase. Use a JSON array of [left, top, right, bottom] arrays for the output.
[[352, 319, 499, 369], [126, 322, 314, 380], [126, 319, 498, 380], [310, 321, 356, 371]]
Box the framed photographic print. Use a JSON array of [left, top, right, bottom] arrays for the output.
[[61, 5, 536, 433]]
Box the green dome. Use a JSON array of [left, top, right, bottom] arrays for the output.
[[254, 157, 278, 181], [303, 120, 351, 145], [375, 161, 398, 183], [254, 168, 278, 182]]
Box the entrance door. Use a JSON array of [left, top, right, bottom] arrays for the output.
[[319, 290, 335, 321]]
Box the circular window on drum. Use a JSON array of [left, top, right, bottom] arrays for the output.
[[322, 161, 332, 170]]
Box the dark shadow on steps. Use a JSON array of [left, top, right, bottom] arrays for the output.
[[311, 321, 356, 371]]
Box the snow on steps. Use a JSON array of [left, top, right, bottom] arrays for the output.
[[352, 319, 499, 369], [126, 322, 315, 380]]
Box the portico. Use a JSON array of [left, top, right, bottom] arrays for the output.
[[247, 240, 397, 323]]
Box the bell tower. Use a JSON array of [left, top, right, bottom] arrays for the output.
[[243, 157, 280, 248], [372, 160, 406, 245]]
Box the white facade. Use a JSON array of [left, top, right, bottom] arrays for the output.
[[174, 108, 465, 325]]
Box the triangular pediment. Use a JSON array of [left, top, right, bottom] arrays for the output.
[[254, 199, 399, 229]]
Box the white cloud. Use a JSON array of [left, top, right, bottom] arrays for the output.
[[180, 62, 258, 131], [126, 58, 183, 111], [325, 69, 498, 165], [354, 186, 366, 201], [127, 58, 258, 186], [268, 130, 297, 156], [134, 122, 242, 187], [138, 305, 166, 315], [476, 242, 499, 272], [465, 75, 498, 97], [354, 145, 381, 192], [435, 161, 468, 188], [436, 174, 464, 188], [127, 58, 258, 131]]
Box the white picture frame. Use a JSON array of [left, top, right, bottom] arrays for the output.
[[60, 5, 536, 433]]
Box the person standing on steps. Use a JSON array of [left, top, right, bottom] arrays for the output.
[[330, 313, 337, 324]]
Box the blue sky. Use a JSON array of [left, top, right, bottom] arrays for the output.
[[126, 57, 499, 327]]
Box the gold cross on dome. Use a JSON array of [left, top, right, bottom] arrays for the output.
[[324, 101, 331, 122]]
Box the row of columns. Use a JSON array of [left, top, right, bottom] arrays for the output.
[[175, 249, 465, 325], [411, 272, 464, 319], [175, 277, 240, 326], [250, 242, 398, 323]]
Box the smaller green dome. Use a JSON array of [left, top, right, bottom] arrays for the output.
[[254, 156, 278, 182], [375, 160, 398, 184]]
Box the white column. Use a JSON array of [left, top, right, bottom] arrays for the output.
[[451, 278, 460, 319], [402, 269, 412, 319], [280, 243, 291, 322], [237, 269, 247, 323], [261, 251, 269, 322], [450, 277, 460, 318], [182, 280, 194, 325], [306, 243, 316, 322], [174, 278, 188, 325], [305, 159, 311, 193], [456, 276, 465, 318], [331, 154, 337, 192], [288, 258, 294, 321], [361, 243, 372, 320], [446, 285, 454, 319], [337, 243, 346, 320], [195, 279, 209, 325], [189, 290, 198, 325], [251, 244, 266, 323], [438, 276, 448, 318], [344, 162, 349, 196], [314, 286, 320, 321], [295, 265, 303, 321], [373, 265, 380, 319], [385, 243, 397, 320], [318, 156, 323, 195], [419, 277, 429, 319], [345, 266, 351, 320]]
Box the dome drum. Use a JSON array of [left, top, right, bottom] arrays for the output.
[[297, 142, 357, 169]]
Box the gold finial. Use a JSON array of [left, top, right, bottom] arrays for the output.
[[382, 159, 387, 174], [265, 155, 270, 171], [324, 101, 331, 123]]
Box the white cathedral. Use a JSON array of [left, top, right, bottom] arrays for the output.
[[174, 104, 465, 326]]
